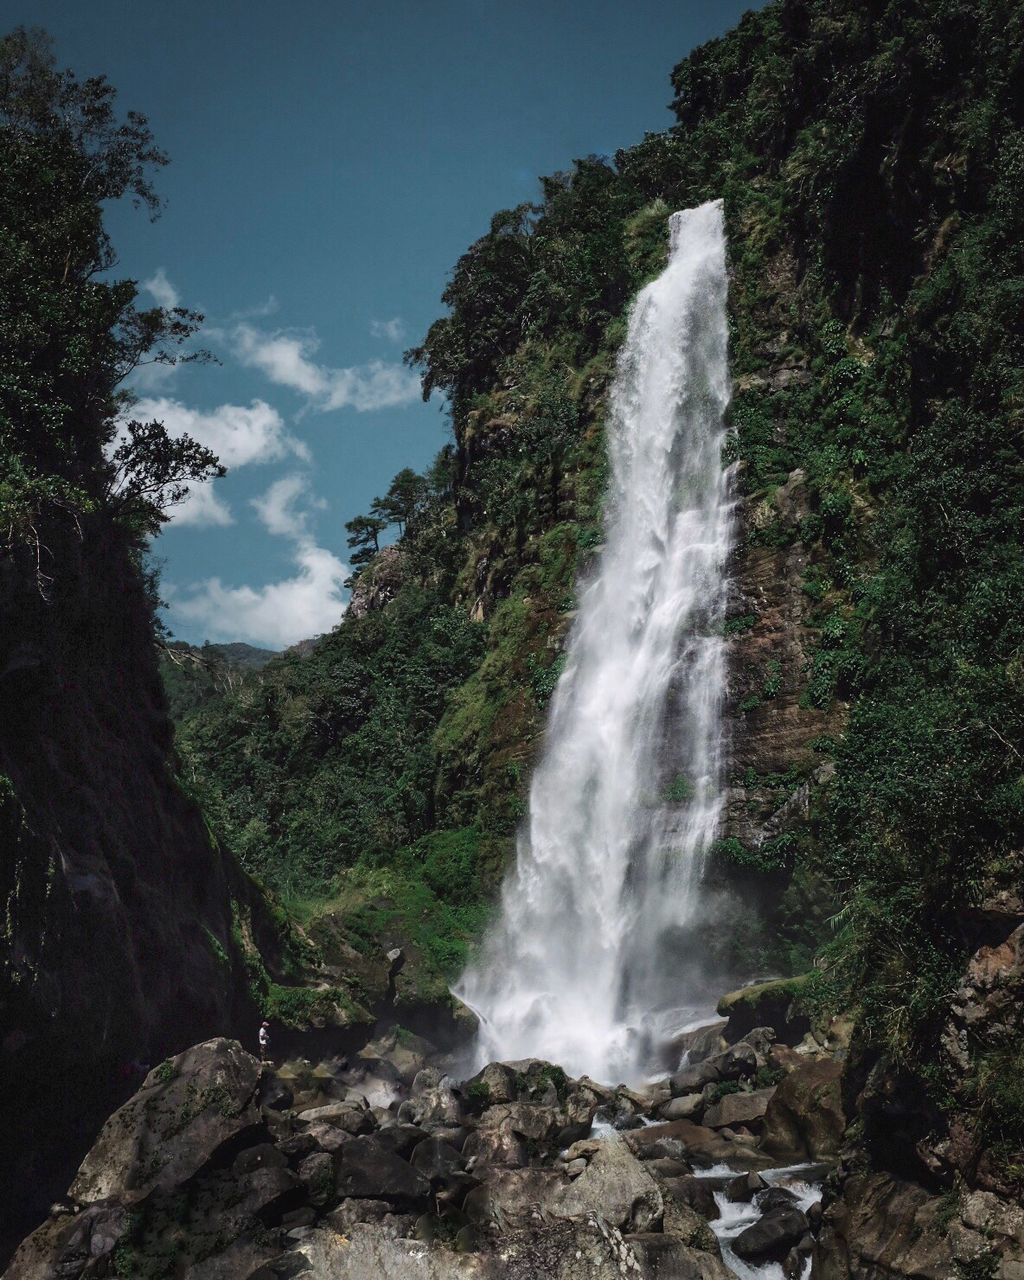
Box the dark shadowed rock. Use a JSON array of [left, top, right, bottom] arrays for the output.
[[334, 1135, 431, 1206], [410, 1137, 464, 1182], [732, 1206, 810, 1263]]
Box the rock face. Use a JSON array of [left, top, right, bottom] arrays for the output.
[[814, 1170, 1024, 1280], [722, 469, 845, 843]]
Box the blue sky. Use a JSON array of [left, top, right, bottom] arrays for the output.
[[22, 0, 761, 647]]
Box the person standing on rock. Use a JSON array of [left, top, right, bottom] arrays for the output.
[[258, 1021, 270, 1062]]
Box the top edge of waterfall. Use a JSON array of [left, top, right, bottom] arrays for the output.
[[668, 198, 724, 254]]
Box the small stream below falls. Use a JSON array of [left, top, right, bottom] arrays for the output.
[[694, 1164, 824, 1280]]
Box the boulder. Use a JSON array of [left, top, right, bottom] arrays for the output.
[[548, 1137, 663, 1233], [703, 1086, 775, 1130], [371, 1123, 429, 1159], [659, 1194, 722, 1253], [334, 1135, 432, 1207], [478, 1101, 561, 1143], [760, 1058, 845, 1161], [297, 1101, 374, 1133], [463, 1062, 517, 1108], [298, 1151, 335, 1205], [324, 1199, 415, 1236], [4, 1204, 131, 1280], [812, 1171, 956, 1280], [463, 1121, 530, 1168], [658, 1094, 704, 1122], [646, 1157, 693, 1180], [404, 1079, 464, 1128], [732, 1205, 810, 1263], [670, 1042, 756, 1096], [70, 1038, 261, 1205], [661, 1175, 723, 1221], [409, 1137, 465, 1182]]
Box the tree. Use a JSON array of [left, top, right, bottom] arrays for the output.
[[344, 514, 388, 571], [106, 419, 224, 537], [0, 27, 218, 556], [370, 467, 427, 534]]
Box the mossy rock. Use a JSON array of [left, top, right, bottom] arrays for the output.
[[717, 975, 813, 1046]]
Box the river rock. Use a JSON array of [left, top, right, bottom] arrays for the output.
[[725, 1171, 768, 1202], [703, 1086, 775, 1130], [732, 1205, 810, 1263], [70, 1038, 261, 1205], [761, 1057, 845, 1160], [647, 1157, 693, 1180], [626, 1119, 774, 1170]]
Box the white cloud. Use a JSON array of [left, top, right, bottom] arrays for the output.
[[251, 472, 325, 540], [124, 396, 309, 527], [142, 267, 180, 310], [169, 541, 348, 648], [133, 396, 309, 469], [229, 322, 420, 412], [370, 316, 406, 343], [173, 483, 233, 528]]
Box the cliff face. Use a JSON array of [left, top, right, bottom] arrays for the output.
[[0, 516, 255, 1231]]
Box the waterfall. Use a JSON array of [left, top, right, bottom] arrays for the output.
[[455, 200, 733, 1084]]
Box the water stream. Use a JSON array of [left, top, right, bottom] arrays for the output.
[[456, 201, 734, 1083]]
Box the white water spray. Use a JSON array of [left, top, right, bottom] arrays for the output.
[[456, 200, 733, 1083]]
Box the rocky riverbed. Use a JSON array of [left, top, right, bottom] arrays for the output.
[[6, 991, 1021, 1280]]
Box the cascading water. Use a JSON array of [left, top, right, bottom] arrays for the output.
[[455, 200, 734, 1084]]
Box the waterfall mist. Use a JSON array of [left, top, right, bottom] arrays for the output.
[[455, 200, 733, 1084]]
